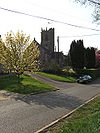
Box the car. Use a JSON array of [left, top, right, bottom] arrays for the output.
[[77, 75, 92, 84]]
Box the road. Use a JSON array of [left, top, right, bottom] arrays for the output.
[[0, 74, 100, 133]]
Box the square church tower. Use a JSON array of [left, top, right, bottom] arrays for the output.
[[41, 28, 55, 53]]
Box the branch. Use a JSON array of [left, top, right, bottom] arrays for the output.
[[89, 0, 100, 6]]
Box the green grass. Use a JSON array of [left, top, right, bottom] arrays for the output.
[[0, 74, 56, 94], [37, 72, 77, 82], [46, 96, 100, 133]]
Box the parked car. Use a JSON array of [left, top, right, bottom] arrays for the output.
[[77, 75, 92, 84]]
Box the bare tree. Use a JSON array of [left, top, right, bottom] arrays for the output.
[[75, 0, 100, 23]]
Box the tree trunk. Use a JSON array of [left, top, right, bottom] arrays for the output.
[[17, 74, 20, 84]]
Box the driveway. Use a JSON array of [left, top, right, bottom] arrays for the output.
[[0, 74, 100, 133]]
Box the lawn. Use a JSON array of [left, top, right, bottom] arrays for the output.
[[37, 72, 77, 82], [0, 74, 56, 94], [46, 96, 100, 133]]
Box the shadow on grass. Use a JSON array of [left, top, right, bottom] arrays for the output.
[[0, 75, 24, 91], [0, 74, 56, 94]]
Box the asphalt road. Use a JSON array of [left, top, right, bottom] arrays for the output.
[[0, 75, 100, 133]]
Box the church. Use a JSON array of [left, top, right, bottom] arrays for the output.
[[33, 28, 66, 70]]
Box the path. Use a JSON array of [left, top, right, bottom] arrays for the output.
[[0, 73, 100, 133]]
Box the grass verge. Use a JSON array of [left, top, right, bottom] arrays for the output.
[[37, 72, 77, 82], [45, 96, 100, 133], [0, 74, 56, 94]]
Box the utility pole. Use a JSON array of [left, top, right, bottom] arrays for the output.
[[57, 36, 59, 64], [57, 36, 59, 53]]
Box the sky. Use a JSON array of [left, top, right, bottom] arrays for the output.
[[0, 0, 100, 55]]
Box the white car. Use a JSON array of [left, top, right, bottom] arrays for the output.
[[77, 75, 92, 84]]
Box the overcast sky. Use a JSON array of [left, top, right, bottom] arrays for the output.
[[0, 0, 100, 54]]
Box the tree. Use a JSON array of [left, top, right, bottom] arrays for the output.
[[95, 49, 100, 67], [69, 40, 85, 70], [0, 31, 40, 82], [85, 47, 96, 68], [75, 0, 100, 22]]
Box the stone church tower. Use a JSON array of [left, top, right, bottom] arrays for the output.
[[33, 28, 66, 70], [41, 28, 54, 53]]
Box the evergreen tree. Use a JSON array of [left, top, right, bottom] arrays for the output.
[[85, 47, 96, 68], [69, 40, 85, 70]]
